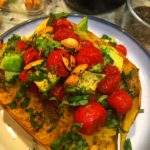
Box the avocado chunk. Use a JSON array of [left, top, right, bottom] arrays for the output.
[[0, 54, 24, 72], [100, 45, 124, 72], [4, 71, 19, 82], [34, 72, 59, 92], [77, 17, 88, 31], [66, 71, 105, 94], [34, 79, 50, 92]]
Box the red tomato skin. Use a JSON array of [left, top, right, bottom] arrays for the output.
[[115, 44, 127, 56], [54, 27, 79, 42], [17, 40, 27, 50], [23, 47, 39, 65], [79, 40, 94, 49], [76, 47, 104, 67], [50, 84, 65, 101], [19, 70, 29, 82], [52, 18, 73, 30], [108, 89, 133, 115], [47, 50, 70, 78], [73, 101, 107, 135], [28, 82, 40, 94], [97, 65, 121, 94]]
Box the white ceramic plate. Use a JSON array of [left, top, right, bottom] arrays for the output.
[[0, 15, 150, 150]]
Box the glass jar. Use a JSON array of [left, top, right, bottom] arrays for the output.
[[65, 0, 126, 14]]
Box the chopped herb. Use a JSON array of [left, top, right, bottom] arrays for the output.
[[126, 69, 135, 79], [108, 41, 117, 46], [71, 123, 83, 132], [97, 95, 108, 107], [139, 108, 144, 113], [89, 63, 103, 73], [121, 71, 137, 97], [101, 34, 117, 46], [80, 86, 87, 93], [103, 52, 114, 65], [30, 112, 43, 131], [50, 131, 88, 150], [106, 110, 120, 129], [4, 34, 21, 54], [97, 95, 108, 103], [28, 72, 46, 82], [77, 16, 88, 31], [7, 83, 28, 108], [101, 34, 111, 40], [60, 99, 89, 107], [60, 95, 89, 107], [20, 97, 30, 109], [4, 75, 19, 84], [47, 123, 57, 133], [25, 108, 33, 115], [33, 36, 61, 57], [47, 12, 70, 26], [123, 139, 132, 150]]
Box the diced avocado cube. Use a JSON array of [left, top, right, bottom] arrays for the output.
[[48, 72, 60, 86], [0, 54, 23, 72], [34, 72, 59, 92], [100, 45, 124, 72], [77, 71, 104, 92], [34, 79, 50, 92], [66, 71, 105, 94], [4, 71, 19, 82]]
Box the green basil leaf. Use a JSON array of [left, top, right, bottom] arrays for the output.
[[47, 12, 70, 26], [20, 97, 30, 109], [123, 139, 132, 150], [60, 99, 89, 107]]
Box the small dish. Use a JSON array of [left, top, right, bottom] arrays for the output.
[[121, 0, 150, 52], [0, 0, 45, 15]]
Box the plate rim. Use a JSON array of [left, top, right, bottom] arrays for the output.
[[0, 13, 149, 57]]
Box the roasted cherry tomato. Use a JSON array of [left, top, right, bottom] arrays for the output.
[[79, 40, 93, 49], [47, 50, 70, 78], [19, 70, 29, 82], [74, 101, 107, 135], [28, 82, 40, 94], [115, 44, 127, 56], [23, 47, 40, 65], [97, 65, 121, 94], [52, 18, 73, 30], [50, 84, 65, 101], [16, 40, 28, 50], [76, 46, 104, 67], [54, 27, 79, 42], [108, 89, 133, 116]]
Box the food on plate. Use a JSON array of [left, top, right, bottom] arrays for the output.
[[0, 12, 141, 150]]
